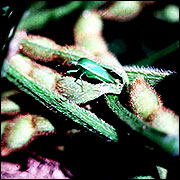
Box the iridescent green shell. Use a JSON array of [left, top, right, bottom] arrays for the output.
[[71, 58, 115, 83]]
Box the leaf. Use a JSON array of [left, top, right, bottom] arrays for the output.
[[3, 60, 118, 142], [8, 53, 122, 105], [18, 1, 82, 31], [123, 65, 176, 86], [56, 76, 122, 104]]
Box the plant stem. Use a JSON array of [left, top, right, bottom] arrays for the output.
[[18, 1, 83, 31], [135, 41, 179, 66]]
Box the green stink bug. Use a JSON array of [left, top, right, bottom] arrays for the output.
[[69, 58, 116, 83]]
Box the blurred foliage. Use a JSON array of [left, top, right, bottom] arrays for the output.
[[1, 1, 179, 179], [154, 4, 179, 23], [0, 0, 28, 69]]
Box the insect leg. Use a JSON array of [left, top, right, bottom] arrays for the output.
[[79, 72, 85, 80], [86, 74, 105, 83], [66, 69, 79, 74], [74, 72, 85, 91]]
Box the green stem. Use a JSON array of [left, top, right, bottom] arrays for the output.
[[136, 41, 179, 66], [18, 1, 83, 30]]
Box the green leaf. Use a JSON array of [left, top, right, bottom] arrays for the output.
[[8, 54, 122, 104], [3, 60, 118, 142], [123, 65, 176, 86], [56, 76, 122, 104], [18, 1, 82, 31]]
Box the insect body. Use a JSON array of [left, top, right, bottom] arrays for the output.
[[69, 58, 115, 83]]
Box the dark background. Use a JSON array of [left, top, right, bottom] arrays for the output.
[[1, 1, 179, 179]]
